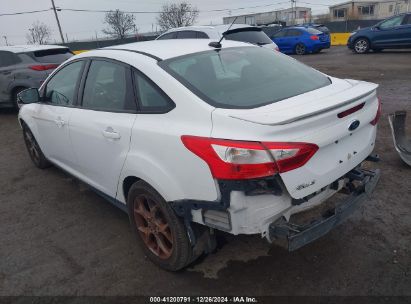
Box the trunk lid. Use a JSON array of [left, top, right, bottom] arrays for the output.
[[211, 78, 379, 199]]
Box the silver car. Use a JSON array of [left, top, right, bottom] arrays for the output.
[[0, 45, 73, 109]]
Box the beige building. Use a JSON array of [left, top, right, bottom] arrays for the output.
[[223, 7, 312, 26], [330, 0, 410, 21]]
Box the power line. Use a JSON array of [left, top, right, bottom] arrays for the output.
[[0, 9, 51, 17], [0, 2, 294, 17]]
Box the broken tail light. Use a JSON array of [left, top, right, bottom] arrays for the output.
[[181, 136, 318, 180], [370, 98, 382, 126]]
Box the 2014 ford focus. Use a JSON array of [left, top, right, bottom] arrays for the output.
[[17, 40, 381, 271]]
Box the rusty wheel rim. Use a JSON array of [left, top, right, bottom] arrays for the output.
[[133, 195, 173, 260]]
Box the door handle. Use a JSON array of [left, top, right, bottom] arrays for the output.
[[54, 117, 66, 128], [102, 127, 121, 140]]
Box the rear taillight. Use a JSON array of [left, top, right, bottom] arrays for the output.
[[181, 136, 318, 180], [29, 64, 59, 71], [338, 103, 365, 118], [370, 98, 382, 126], [310, 35, 319, 40]]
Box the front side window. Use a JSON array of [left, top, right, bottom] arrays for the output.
[[379, 15, 404, 29], [133, 71, 174, 112], [160, 47, 331, 109], [45, 61, 84, 106], [82, 60, 134, 112]]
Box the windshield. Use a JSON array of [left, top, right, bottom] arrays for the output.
[[224, 29, 273, 45], [160, 47, 331, 109]]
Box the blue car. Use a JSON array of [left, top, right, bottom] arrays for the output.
[[348, 13, 411, 54], [271, 26, 331, 55]]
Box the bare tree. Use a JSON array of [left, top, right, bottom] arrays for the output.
[[26, 21, 51, 45], [157, 2, 199, 31], [103, 9, 136, 39]]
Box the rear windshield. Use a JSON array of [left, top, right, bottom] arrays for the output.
[[224, 30, 273, 45], [306, 28, 323, 35], [160, 46, 331, 109], [32, 48, 73, 63]]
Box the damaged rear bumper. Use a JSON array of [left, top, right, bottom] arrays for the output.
[[388, 111, 411, 166], [269, 167, 380, 251]]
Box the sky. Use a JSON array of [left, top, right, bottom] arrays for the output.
[[0, 0, 343, 45]]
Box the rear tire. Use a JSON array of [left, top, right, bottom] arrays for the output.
[[295, 43, 306, 55], [127, 181, 195, 271], [353, 38, 370, 54], [22, 126, 51, 169]]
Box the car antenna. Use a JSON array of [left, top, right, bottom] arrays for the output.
[[209, 16, 238, 49]]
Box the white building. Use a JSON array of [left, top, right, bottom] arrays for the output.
[[223, 7, 312, 26], [330, 0, 410, 21]]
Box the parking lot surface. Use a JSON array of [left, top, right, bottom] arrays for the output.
[[0, 46, 410, 296]]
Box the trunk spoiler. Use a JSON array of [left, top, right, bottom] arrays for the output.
[[388, 111, 411, 166]]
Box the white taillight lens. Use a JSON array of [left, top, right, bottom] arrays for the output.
[[212, 145, 272, 164]]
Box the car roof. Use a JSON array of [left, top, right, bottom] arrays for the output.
[[82, 39, 254, 61], [0, 44, 69, 53], [159, 24, 260, 38]]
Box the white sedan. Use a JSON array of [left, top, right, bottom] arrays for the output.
[[18, 39, 381, 271]]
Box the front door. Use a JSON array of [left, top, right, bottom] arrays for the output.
[[373, 15, 406, 47], [33, 60, 85, 170], [68, 59, 137, 198]]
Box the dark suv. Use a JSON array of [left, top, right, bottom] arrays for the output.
[[0, 45, 73, 109], [348, 13, 411, 53]]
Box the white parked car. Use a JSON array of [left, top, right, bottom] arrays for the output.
[[18, 39, 381, 271], [156, 24, 280, 52]]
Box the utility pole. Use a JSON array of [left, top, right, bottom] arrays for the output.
[[51, 0, 65, 43], [290, 0, 296, 25], [3, 36, 8, 46]]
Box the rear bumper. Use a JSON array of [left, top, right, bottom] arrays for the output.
[[269, 167, 380, 251]]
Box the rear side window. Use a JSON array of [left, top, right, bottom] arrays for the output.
[[157, 32, 177, 40], [403, 15, 411, 25], [161, 46, 331, 109], [224, 29, 273, 45], [45, 61, 84, 106], [0, 51, 21, 67], [287, 30, 303, 37], [133, 71, 175, 113], [33, 48, 73, 63], [197, 32, 209, 38], [176, 31, 197, 39], [82, 60, 135, 112]]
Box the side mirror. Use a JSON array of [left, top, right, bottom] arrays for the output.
[[17, 88, 40, 104]]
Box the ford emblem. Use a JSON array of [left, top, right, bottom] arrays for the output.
[[349, 120, 360, 131]]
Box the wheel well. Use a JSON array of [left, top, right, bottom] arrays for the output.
[[354, 36, 370, 44], [123, 176, 141, 201]]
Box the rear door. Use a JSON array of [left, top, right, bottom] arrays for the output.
[[0, 51, 20, 103], [283, 29, 303, 52], [68, 59, 137, 197]]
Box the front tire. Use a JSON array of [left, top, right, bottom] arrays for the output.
[[127, 181, 195, 271], [353, 38, 370, 54], [22, 126, 51, 169], [295, 43, 306, 55]]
